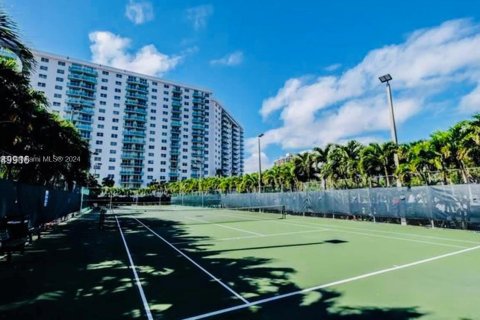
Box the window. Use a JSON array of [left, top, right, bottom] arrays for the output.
[[149, 145, 154, 149], [40, 66, 48, 71], [37, 82, 46, 87], [152, 88, 157, 93], [152, 81, 157, 86], [115, 81, 121, 85], [150, 116, 156, 120], [111, 142, 117, 146], [102, 78, 108, 83], [39, 74, 47, 79], [114, 103, 120, 108], [160, 161, 166, 165], [53, 102, 60, 106], [109, 158, 115, 162], [97, 132, 104, 137], [55, 85, 62, 90], [112, 126, 118, 130], [115, 88, 121, 93], [102, 71, 109, 75], [150, 124, 156, 127], [151, 109, 156, 113], [112, 118, 119, 123], [56, 77, 63, 82], [161, 146, 167, 150], [116, 74, 122, 78], [147, 175, 153, 179], [148, 153, 154, 156], [99, 109, 106, 113], [95, 141, 103, 145], [114, 96, 120, 100], [41, 57, 49, 62], [101, 86, 107, 90], [152, 95, 157, 99], [162, 111, 168, 115], [100, 101, 106, 105], [111, 134, 118, 138], [108, 166, 115, 170], [160, 169, 166, 172], [58, 61, 65, 66], [151, 102, 157, 106], [98, 124, 104, 129], [100, 93, 107, 98], [164, 84, 169, 88], [57, 69, 64, 74], [54, 93, 61, 98], [163, 98, 169, 102], [149, 138, 155, 142], [113, 111, 119, 115], [98, 116, 105, 121], [148, 168, 153, 172]]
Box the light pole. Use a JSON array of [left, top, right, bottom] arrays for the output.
[[258, 133, 264, 193], [379, 74, 401, 187]]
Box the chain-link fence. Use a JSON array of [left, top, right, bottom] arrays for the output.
[[0, 179, 81, 227]]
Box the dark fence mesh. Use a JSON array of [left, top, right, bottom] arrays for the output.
[[0, 179, 81, 227]]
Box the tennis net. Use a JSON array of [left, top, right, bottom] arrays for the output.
[[96, 203, 286, 225]]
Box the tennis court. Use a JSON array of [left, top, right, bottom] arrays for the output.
[[2, 204, 480, 319]]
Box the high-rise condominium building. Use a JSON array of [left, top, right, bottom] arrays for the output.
[[28, 50, 244, 188]]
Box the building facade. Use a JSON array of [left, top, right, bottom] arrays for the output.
[[29, 50, 244, 188], [273, 153, 294, 166]]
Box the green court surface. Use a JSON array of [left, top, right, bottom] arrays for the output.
[[1, 205, 480, 320]]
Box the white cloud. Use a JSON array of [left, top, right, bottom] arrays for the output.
[[256, 19, 480, 156], [243, 137, 273, 173], [210, 51, 244, 66], [186, 5, 213, 30], [89, 31, 181, 76], [125, 0, 154, 25], [460, 84, 480, 113], [325, 63, 341, 72]]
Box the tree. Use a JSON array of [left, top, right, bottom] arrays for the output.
[[0, 9, 34, 73], [102, 176, 115, 187]]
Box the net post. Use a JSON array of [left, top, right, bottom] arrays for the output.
[[282, 205, 286, 219]]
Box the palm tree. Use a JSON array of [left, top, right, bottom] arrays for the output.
[[360, 142, 396, 187], [292, 152, 316, 183], [0, 9, 34, 73]]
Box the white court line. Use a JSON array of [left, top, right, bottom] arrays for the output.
[[134, 218, 249, 304], [289, 216, 480, 245], [115, 216, 154, 320], [184, 244, 480, 320], [215, 211, 469, 249], [279, 220, 467, 249], [171, 228, 330, 245], [185, 216, 264, 236]]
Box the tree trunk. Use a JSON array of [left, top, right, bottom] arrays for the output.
[[384, 166, 390, 187]]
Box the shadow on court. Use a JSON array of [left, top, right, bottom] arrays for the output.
[[0, 212, 425, 320]]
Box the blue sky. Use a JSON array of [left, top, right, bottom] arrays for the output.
[[4, 0, 480, 172]]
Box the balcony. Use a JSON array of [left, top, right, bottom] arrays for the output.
[[192, 111, 203, 117], [65, 98, 95, 107], [192, 105, 203, 111], [124, 114, 146, 122], [125, 92, 148, 100], [192, 118, 204, 125], [193, 91, 203, 98], [126, 77, 148, 86], [123, 137, 145, 144], [122, 153, 145, 160], [68, 73, 97, 83], [125, 99, 147, 107], [123, 130, 146, 137], [75, 123, 92, 131], [120, 169, 142, 175], [171, 136, 180, 141], [192, 124, 204, 130], [169, 172, 179, 177], [124, 122, 145, 129], [125, 107, 147, 115], [126, 85, 148, 94], [172, 96, 182, 102], [171, 121, 182, 127], [192, 145, 203, 151], [170, 150, 180, 156], [192, 138, 203, 143], [69, 65, 98, 76], [171, 115, 182, 121], [66, 90, 95, 100], [172, 87, 182, 94], [67, 82, 96, 92], [192, 98, 203, 104]]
